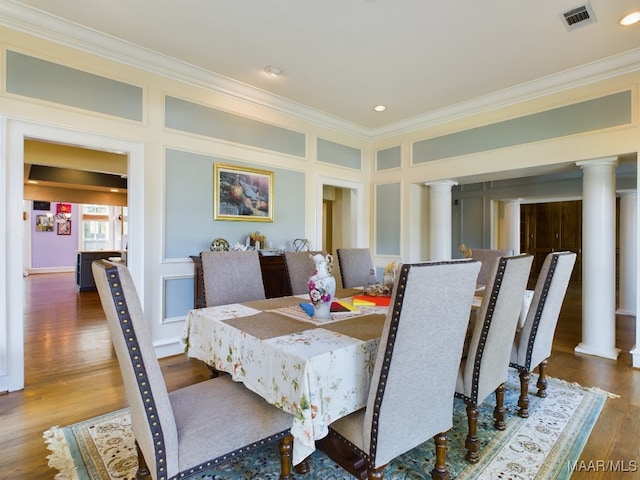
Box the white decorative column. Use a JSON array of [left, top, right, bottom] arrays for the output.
[[502, 198, 522, 254], [425, 180, 457, 261], [617, 190, 637, 316], [575, 158, 620, 360]]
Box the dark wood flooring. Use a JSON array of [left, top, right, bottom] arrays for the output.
[[0, 272, 638, 479]]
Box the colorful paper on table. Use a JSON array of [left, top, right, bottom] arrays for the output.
[[352, 294, 391, 307], [299, 301, 358, 316]]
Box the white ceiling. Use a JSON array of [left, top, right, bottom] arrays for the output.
[[3, 0, 640, 134]]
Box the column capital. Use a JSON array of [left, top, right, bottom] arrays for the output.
[[424, 180, 458, 188], [576, 157, 618, 169], [617, 189, 637, 197]]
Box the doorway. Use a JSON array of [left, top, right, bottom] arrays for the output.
[[2, 118, 144, 392]]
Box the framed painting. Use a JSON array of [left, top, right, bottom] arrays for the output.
[[35, 215, 54, 232], [57, 220, 72, 235], [214, 163, 274, 222]]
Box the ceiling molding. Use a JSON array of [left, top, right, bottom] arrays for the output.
[[2, 1, 640, 142], [371, 47, 640, 141]]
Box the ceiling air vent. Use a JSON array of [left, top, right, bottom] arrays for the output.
[[561, 3, 596, 30]]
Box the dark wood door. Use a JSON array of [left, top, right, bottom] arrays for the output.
[[521, 201, 582, 284]]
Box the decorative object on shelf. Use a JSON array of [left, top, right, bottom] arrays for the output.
[[248, 231, 266, 250], [307, 253, 336, 320], [231, 242, 248, 251], [292, 238, 310, 251], [210, 238, 230, 251], [459, 243, 473, 258], [214, 163, 274, 222], [383, 260, 397, 293]]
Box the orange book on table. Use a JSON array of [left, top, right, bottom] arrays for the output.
[[352, 294, 391, 307]]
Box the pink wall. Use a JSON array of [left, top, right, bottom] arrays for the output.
[[31, 203, 79, 269]]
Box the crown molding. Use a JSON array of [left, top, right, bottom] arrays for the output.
[[2, 1, 640, 143], [370, 47, 640, 141]]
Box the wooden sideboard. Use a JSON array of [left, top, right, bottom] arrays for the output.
[[191, 252, 292, 308], [76, 250, 122, 291]]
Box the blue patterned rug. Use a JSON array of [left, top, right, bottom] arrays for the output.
[[44, 372, 610, 480]]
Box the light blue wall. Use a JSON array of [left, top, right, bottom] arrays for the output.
[[165, 96, 306, 157], [164, 148, 306, 259], [376, 146, 401, 171], [6, 50, 143, 121], [375, 182, 401, 255], [317, 138, 362, 170], [164, 277, 193, 319], [414, 91, 632, 163]]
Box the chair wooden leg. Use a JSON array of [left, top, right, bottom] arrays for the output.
[[430, 432, 451, 480], [367, 464, 386, 479], [493, 382, 506, 430], [536, 360, 548, 398], [278, 434, 294, 480], [135, 441, 151, 480], [464, 404, 479, 463], [517, 370, 530, 418]]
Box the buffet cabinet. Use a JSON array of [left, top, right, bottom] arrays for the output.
[[76, 250, 122, 291], [191, 252, 292, 308]]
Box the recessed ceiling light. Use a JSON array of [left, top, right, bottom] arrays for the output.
[[110, 188, 119, 192], [27, 180, 38, 184], [373, 105, 387, 112], [264, 66, 283, 77], [620, 11, 640, 26]]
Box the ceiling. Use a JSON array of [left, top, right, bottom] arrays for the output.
[[4, 0, 640, 133]]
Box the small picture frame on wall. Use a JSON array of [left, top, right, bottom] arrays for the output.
[[33, 201, 51, 211], [35, 215, 54, 232], [57, 220, 71, 235], [214, 163, 274, 222]]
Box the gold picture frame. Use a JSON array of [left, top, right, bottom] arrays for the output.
[[214, 163, 274, 222]]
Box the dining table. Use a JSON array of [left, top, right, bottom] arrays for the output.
[[181, 284, 533, 470], [181, 288, 389, 466]]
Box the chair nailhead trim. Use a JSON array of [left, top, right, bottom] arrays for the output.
[[103, 263, 168, 480], [522, 253, 559, 368]]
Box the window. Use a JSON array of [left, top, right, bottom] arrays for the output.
[[80, 205, 127, 251]]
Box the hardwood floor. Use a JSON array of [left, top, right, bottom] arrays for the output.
[[1, 273, 638, 479]]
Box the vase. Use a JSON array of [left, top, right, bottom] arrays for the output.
[[308, 253, 336, 320]]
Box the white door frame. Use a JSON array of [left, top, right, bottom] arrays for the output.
[[1, 117, 145, 392], [314, 175, 366, 252]]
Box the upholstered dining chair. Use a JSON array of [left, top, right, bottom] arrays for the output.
[[336, 247, 375, 288], [510, 251, 577, 418], [200, 250, 266, 307], [283, 250, 326, 295], [92, 259, 295, 480], [469, 248, 514, 287], [327, 259, 482, 480], [455, 253, 533, 463]]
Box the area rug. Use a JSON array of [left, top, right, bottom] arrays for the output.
[[44, 372, 612, 480]]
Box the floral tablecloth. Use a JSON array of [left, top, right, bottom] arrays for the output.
[[182, 300, 385, 465]]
